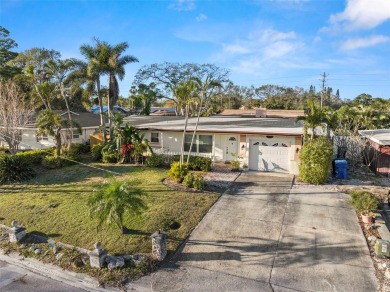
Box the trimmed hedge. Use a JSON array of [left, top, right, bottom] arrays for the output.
[[41, 156, 62, 169], [0, 155, 35, 184], [299, 137, 333, 185], [171, 155, 212, 171], [146, 154, 164, 167], [15, 149, 50, 165]]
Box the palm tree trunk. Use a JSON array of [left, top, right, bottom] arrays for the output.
[[61, 87, 73, 150], [34, 84, 50, 110], [180, 103, 190, 168], [96, 79, 106, 143], [187, 97, 203, 164]]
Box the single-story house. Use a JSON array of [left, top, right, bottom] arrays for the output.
[[123, 115, 304, 175], [359, 129, 390, 177], [0, 111, 102, 151]]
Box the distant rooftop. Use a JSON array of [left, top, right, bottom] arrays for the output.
[[123, 115, 303, 136], [219, 108, 305, 118], [359, 129, 390, 146]]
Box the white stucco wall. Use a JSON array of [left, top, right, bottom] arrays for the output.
[[0, 127, 98, 151], [141, 129, 300, 174]]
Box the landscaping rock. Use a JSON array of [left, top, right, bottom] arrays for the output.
[[88, 242, 107, 269], [106, 256, 125, 270], [34, 248, 41, 255], [19, 244, 26, 249]]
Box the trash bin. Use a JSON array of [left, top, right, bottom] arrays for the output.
[[334, 159, 347, 179]]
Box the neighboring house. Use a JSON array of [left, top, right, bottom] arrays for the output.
[[359, 129, 390, 177], [150, 107, 176, 116], [219, 108, 305, 118], [0, 111, 102, 151], [123, 115, 304, 175], [90, 105, 129, 115]]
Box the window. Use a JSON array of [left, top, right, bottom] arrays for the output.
[[151, 132, 159, 143], [73, 133, 80, 139], [198, 135, 212, 153], [40, 135, 48, 141], [184, 134, 213, 153]]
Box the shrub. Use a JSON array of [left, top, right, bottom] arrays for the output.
[[102, 152, 118, 163], [349, 190, 379, 213], [41, 155, 62, 169], [170, 155, 212, 171], [72, 143, 91, 154], [183, 173, 194, 188], [192, 157, 212, 171], [231, 160, 240, 171], [91, 144, 104, 161], [60, 145, 81, 165], [168, 161, 188, 183], [193, 174, 205, 190], [299, 138, 333, 185], [0, 155, 35, 183], [146, 154, 164, 168], [16, 149, 49, 165]]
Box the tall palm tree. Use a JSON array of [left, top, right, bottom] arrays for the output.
[[44, 58, 78, 147], [79, 39, 107, 132], [187, 76, 222, 163], [173, 79, 197, 168], [102, 41, 138, 139]]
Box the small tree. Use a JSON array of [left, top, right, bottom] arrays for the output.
[[36, 110, 81, 160], [0, 78, 34, 154], [299, 137, 333, 185], [88, 178, 145, 234]]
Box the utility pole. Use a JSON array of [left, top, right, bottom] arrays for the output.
[[320, 72, 328, 108]]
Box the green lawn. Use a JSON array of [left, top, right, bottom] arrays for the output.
[[0, 164, 220, 255]]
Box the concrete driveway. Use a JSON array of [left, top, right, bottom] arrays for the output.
[[133, 172, 377, 292]]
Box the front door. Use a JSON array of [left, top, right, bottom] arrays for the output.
[[226, 136, 238, 161]]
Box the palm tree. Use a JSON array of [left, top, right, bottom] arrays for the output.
[[296, 100, 327, 140], [36, 110, 81, 161], [88, 178, 145, 234], [79, 39, 107, 136], [187, 76, 222, 163], [173, 79, 197, 168], [43, 58, 78, 148], [102, 41, 138, 139]]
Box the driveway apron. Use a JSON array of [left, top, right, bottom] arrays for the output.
[[133, 172, 377, 292]]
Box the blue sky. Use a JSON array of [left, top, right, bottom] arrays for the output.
[[1, 0, 390, 100]]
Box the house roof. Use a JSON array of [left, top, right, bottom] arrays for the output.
[[25, 111, 102, 129], [123, 115, 304, 136], [359, 129, 390, 146]]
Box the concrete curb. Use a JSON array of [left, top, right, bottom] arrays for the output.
[[0, 251, 118, 292]]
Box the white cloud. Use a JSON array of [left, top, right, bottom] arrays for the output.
[[340, 35, 390, 50], [196, 13, 207, 22], [329, 0, 390, 31], [169, 0, 196, 11]]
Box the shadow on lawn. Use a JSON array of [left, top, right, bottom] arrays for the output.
[[30, 231, 62, 238], [19, 164, 156, 186]]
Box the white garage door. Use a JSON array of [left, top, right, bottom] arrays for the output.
[[249, 140, 290, 172]]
